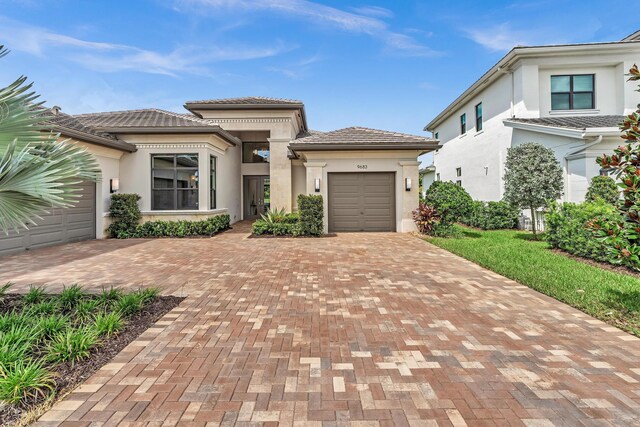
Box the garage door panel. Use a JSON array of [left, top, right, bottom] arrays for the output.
[[329, 172, 395, 232], [0, 182, 96, 256]]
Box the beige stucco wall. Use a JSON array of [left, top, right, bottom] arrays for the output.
[[298, 150, 422, 233], [116, 133, 241, 225], [63, 137, 124, 238], [291, 160, 306, 211]]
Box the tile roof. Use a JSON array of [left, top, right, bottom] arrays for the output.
[[45, 109, 136, 152], [505, 115, 626, 130], [185, 96, 303, 106], [74, 108, 220, 128], [291, 126, 438, 147]]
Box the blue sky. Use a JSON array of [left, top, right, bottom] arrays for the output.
[[0, 0, 637, 141]]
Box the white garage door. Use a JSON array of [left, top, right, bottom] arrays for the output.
[[0, 182, 96, 256], [328, 172, 396, 232]]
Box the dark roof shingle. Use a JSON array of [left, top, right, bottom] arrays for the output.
[[290, 127, 438, 150], [505, 115, 625, 130]]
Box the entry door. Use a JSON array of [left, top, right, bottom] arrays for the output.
[[244, 176, 270, 220], [328, 172, 396, 232]]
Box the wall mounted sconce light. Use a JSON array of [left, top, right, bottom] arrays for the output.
[[314, 178, 321, 192], [405, 177, 412, 191], [110, 178, 120, 194]]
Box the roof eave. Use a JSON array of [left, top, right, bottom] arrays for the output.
[[95, 126, 240, 146], [289, 143, 441, 152], [503, 120, 622, 139], [49, 125, 137, 153]]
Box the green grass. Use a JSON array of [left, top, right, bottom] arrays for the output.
[[425, 226, 640, 336]]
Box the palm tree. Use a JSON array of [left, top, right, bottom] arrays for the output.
[[0, 45, 100, 233]]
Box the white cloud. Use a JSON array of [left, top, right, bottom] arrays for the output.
[[465, 23, 533, 51], [350, 5, 394, 19], [0, 15, 292, 76], [175, 0, 439, 57]]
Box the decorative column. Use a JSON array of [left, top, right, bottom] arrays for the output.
[[268, 137, 293, 212], [304, 161, 327, 232]]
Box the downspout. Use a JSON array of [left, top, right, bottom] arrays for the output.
[[563, 134, 603, 202]]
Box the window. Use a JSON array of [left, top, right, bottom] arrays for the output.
[[243, 142, 270, 163], [436, 173, 440, 181], [475, 102, 483, 131], [456, 180, 462, 186], [460, 114, 466, 135], [456, 167, 462, 177], [551, 74, 594, 110], [210, 155, 217, 209], [151, 154, 199, 210], [434, 132, 439, 139]]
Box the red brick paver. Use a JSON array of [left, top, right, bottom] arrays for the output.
[[1, 223, 639, 426]]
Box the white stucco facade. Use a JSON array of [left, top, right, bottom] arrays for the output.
[[425, 39, 640, 207]]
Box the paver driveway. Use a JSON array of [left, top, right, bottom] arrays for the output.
[[1, 223, 640, 426]]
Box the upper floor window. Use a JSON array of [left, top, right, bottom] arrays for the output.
[[460, 113, 466, 135], [434, 132, 439, 139], [475, 103, 483, 131], [436, 173, 441, 181], [551, 74, 594, 110], [456, 167, 462, 177], [456, 180, 462, 187], [243, 142, 270, 163], [152, 154, 199, 210]]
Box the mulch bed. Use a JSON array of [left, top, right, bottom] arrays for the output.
[[551, 249, 640, 279], [0, 294, 184, 427]]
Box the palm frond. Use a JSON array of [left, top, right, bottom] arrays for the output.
[[0, 45, 101, 233]]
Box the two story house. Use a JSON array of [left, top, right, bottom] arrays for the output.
[[0, 97, 439, 255], [424, 31, 640, 222]]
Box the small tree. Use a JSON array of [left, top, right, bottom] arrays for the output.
[[585, 175, 619, 205], [503, 143, 563, 236]]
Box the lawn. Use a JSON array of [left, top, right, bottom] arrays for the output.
[[0, 284, 182, 426], [425, 226, 640, 337]]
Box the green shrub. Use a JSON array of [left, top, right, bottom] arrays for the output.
[[0, 325, 38, 367], [75, 300, 101, 323], [107, 194, 141, 238], [585, 175, 619, 205], [0, 312, 31, 333], [26, 300, 59, 316], [252, 219, 270, 235], [47, 328, 97, 366], [57, 284, 86, 310], [252, 213, 300, 236], [92, 312, 124, 337], [298, 194, 323, 236], [132, 215, 230, 238], [36, 315, 69, 342], [0, 359, 55, 404], [23, 286, 46, 304], [546, 200, 618, 262], [424, 181, 473, 227], [461, 200, 520, 230], [117, 293, 144, 316]]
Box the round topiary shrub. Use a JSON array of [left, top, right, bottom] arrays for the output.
[[423, 181, 473, 226], [585, 175, 619, 205]]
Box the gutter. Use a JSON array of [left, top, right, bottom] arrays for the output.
[[51, 126, 137, 153], [94, 126, 240, 146]]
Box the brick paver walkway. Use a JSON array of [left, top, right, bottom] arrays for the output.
[[1, 223, 639, 426]]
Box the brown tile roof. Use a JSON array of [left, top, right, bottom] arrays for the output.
[[505, 115, 625, 130], [73, 109, 240, 145], [185, 96, 303, 106], [290, 127, 438, 149], [45, 109, 136, 152]]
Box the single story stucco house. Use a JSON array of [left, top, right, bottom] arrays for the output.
[[0, 97, 439, 255]]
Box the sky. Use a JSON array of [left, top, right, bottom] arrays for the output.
[[0, 0, 637, 158]]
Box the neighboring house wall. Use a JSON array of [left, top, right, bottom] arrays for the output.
[[429, 42, 640, 204]]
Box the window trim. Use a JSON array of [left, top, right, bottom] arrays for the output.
[[460, 113, 466, 135], [475, 102, 483, 132], [550, 74, 595, 110], [210, 155, 217, 210], [151, 153, 199, 211]]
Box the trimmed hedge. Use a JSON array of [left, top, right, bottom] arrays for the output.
[[546, 200, 618, 262], [297, 194, 323, 236], [134, 215, 230, 238], [462, 200, 520, 230], [252, 213, 300, 236], [107, 194, 141, 238], [423, 181, 473, 226]]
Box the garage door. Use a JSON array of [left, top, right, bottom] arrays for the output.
[[328, 172, 395, 232], [0, 182, 96, 256]]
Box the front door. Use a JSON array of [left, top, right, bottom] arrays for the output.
[[244, 176, 270, 220]]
